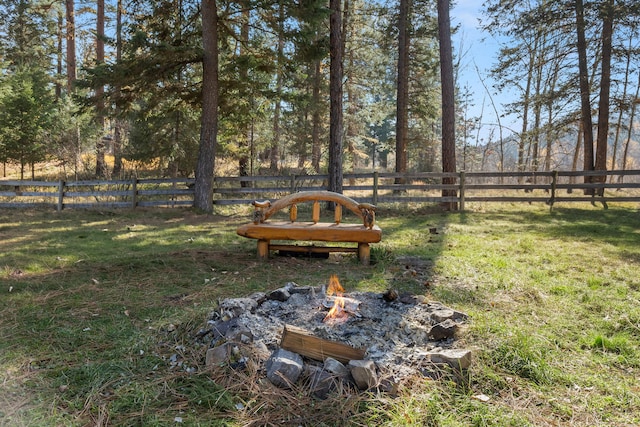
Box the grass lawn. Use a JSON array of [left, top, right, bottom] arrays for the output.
[[1, 203, 639, 426]]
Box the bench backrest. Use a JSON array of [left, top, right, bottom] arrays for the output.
[[251, 190, 376, 229]]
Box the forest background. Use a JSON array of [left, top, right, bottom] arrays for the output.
[[0, 0, 639, 211]]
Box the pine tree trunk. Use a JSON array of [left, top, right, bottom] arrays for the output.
[[112, 0, 124, 177], [575, 0, 595, 194], [56, 11, 63, 100], [270, 0, 284, 173], [95, 0, 107, 178], [311, 59, 322, 173], [595, 0, 614, 195], [65, 0, 76, 92], [395, 0, 410, 185], [194, 0, 219, 212], [239, 3, 251, 184], [66, 0, 79, 180], [437, 0, 457, 210], [328, 0, 343, 197], [343, 0, 356, 179]]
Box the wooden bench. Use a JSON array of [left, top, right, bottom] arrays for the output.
[[236, 190, 382, 265]]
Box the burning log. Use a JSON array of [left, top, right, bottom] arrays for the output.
[[280, 324, 365, 364], [322, 274, 360, 322], [322, 296, 361, 314]]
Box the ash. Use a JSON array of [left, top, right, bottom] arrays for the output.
[[207, 281, 467, 379]]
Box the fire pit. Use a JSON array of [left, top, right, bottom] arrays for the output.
[[201, 276, 470, 395]]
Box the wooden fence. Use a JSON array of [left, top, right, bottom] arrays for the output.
[[1, 170, 639, 211], [0, 178, 194, 210]]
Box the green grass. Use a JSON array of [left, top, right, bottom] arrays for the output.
[[1, 203, 640, 426]]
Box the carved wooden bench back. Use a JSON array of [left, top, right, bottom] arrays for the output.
[[251, 190, 376, 229]]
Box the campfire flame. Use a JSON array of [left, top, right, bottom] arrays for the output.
[[324, 275, 347, 322]]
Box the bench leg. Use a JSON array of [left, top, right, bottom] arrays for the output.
[[357, 243, 370, 265], [257, 239, 270, 260]]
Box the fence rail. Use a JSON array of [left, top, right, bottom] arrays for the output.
[[1, 170, 639, 210]]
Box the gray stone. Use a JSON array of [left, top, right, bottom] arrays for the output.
[[267, 288, 291, 302], [219, 297, 258, 316], [382, 289, 399, 302], [205, 343, 231, 367], [348, 359, 377, 390], [399, 293, 422, 305], [427, 301, 468, 322], [323, 357, 349, 378], [428, 349, 472, 370], [449, 309, 468, 321], [378, 377, 399, 395], [426, 301, 447, 310], [265, 349, 304, 388], [226, 328, 254, 344], [248, 292, 267, 304], [286, 293, 309, 307], [284, 282, 298, 290], [428, 319, 458, 341], [288, 285, 312, 294], [306, 366, 335, 399], [210, 318, 239, 341], [251, 341, 271, 361], [430, 308, 456, 323]]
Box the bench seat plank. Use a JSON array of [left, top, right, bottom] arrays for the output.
[[237, 222, 382, 243]]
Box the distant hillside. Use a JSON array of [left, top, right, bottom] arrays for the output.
[[467, 123, 640, 172]]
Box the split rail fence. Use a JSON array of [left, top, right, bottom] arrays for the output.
[[1, 170, 639, 211]]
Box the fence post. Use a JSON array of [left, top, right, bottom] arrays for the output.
[[549, 170, 558, 211], [57, 180, 64, 211], [131, 178, 138, 209], [290, 174, 296, 193], [373, 171, 378, 205], [459, 171, 465, 211]]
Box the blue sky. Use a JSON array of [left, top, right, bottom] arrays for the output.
[[451, 1, 519, 143]]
